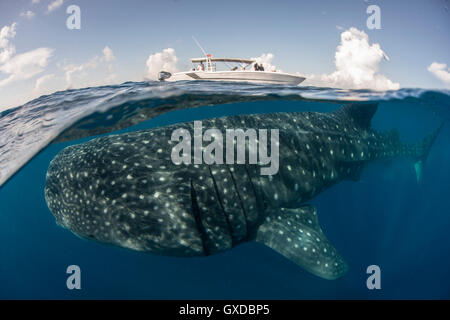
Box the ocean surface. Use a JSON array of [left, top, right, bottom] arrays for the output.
[[0, 80, 449, 299]]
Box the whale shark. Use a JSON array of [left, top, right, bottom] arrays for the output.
[[44, 103, 442, 280]]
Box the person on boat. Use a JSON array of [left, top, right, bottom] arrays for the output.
[[254, 63, 259, 71], [259, 63, 265, 71], [231, 66, 238, 71], [197, 62, 205, 71]]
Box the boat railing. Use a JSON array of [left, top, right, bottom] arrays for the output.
[[206, 54, 215, 72]]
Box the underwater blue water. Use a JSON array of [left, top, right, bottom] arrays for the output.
[[0, 81, 449, 299]]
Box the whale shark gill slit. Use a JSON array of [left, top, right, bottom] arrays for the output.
[[244, 164, 263, 213], [189, 179, 210, 256], [226, 165, 250, 241], [207, 166, 236, 246]]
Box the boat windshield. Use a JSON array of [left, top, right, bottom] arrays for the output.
[[190, 57, 258, 72]]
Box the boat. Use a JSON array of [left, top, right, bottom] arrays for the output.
[[158, 55, 306, 85]]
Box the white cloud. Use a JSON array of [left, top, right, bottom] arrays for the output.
[[47, 0, 64, 13], [0, 22, 53, 89], [60, 46, 116, 88], [61, 58, 97, 87], [20, 11, 35, 19], [145, 48, 178, 80], [0, 22, 17, 64], [427, 62, 450, 85], [251, 53, 278, 72], [34, 73, 55, 91], [0, 22, 58, 109], [304, 27, 400, 91], [0, 23, 17, 47], [102, 46, 115, 62], [0, 47, 53, 88], [105, 72, 117, 83]]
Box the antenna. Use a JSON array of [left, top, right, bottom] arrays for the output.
[[192, 36, 208, 57]]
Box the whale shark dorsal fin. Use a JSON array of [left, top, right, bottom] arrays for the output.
[[337, 103, 378, 129], [255, 205, 348, 280]]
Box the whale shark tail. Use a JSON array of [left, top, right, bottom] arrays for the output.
[[337, 102, 444, 184], [413, 121, 445, 183]]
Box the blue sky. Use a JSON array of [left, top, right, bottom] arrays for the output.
[[0, 0, 449, 110]]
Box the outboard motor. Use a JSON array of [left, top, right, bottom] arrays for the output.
[[158, 71, 172, 81]]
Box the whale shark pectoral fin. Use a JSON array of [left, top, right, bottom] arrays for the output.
[[255, 205, 348, 280]]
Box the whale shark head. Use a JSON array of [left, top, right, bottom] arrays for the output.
[[45, 133, 206, 256]]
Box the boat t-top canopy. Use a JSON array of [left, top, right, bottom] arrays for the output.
[[191, 57, 255, 64]]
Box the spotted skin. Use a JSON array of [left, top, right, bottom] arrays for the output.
[[45, 103, 441, 279]]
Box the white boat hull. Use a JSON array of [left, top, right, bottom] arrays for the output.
[[164, 70, 306, 85]]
